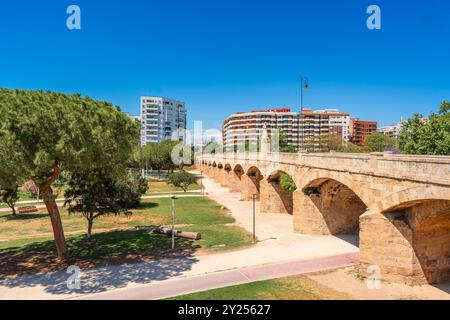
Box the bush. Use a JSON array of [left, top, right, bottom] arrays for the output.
[[167, 171, 197, 192], [279, 173, 297, 193]]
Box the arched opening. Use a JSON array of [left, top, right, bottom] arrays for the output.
[[233, 164, 244, 178], [240, 166, 263, 201], [294, 178, 367, 240], [217, 163, 223, 169], [225, 164, 244, 193], [212, 162, 217, 168], [247, 166, 263, 192], [261, 171, 296, 215], [382, 199, 450, 284]]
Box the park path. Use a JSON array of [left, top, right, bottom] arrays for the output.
[[77, 252, 358, 300], [0, 174, 358, 300]]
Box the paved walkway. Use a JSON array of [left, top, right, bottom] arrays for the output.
[[77, 253, 358, 300], [0, 174, 358, 300]]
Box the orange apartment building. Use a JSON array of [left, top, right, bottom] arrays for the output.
[[222, 108, 350, 151], [349, 119, 378, 146]]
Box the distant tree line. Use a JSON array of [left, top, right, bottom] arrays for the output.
[[397, 101, 450, 155]]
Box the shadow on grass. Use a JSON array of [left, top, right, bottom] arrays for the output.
[[0, 229, 200, 295], [5, 213, 48, 221], [137, 202, 160, 210]]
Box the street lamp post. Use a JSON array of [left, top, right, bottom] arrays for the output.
[[171, 195, 178, 250], [300, 76, 309, 112]]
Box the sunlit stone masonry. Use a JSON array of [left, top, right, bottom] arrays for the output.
[[195, 130, 450, 285]]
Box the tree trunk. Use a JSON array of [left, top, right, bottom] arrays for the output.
[[42, 188, 69, 261], [5, 199, 16, 216], [87, 219, 93, 242]]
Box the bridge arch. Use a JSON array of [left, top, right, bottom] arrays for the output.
[[296, 170, 369, 205], [360, 186, 450, 285], [233, 164, 245, 177], [376, 186, 450, 213], [261, 170, 296, 215], [293, 176, 368, 236], [238, 166, 263, 201]]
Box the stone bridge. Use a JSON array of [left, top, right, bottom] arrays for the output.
[[196, 151, 450, 285]]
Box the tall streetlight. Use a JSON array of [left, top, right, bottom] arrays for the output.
[[300, 76, 309, 112]]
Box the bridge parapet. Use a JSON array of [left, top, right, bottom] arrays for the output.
[[199, 152, 450, 186]]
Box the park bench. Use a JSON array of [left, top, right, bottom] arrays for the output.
[[18, 206, 39, 214]]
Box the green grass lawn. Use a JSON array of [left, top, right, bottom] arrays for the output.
[[146, 181, 200, 194], [0, 197, 252, 277], [167, 275, 350, 300]]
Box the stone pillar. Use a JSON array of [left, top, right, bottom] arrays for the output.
[[260, 180, 293, 214], [209, 167, 218, 180], [240, 174, 260, 201], [293, 189, 330, 234], [260, 124, 270, 157], [219, 170, 242, 192], [359, 210, 421, 285], [228, 172, 242, 193], [217, 169, 229, 187]]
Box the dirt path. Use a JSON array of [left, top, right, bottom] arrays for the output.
[[307, 267, 450, 300]]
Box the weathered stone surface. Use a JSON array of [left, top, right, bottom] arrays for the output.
[[197, 152, 450, 285], [260, 179, 293, 215]]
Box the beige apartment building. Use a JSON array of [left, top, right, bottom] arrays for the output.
[[222, 108, 350, 151]]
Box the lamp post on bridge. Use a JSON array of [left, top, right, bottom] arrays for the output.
[[300, 76, 309, 113]]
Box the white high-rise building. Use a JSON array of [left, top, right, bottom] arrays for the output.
[[379, 120, 405, 139], [140, 96, 187, 145]]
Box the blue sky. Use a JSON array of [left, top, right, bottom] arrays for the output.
[[0, 0, 449, 129]]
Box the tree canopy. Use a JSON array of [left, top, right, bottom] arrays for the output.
[[398, 101, 450, 155], [167, 171, 198, 192], [278, 131, 297, 153], [364, 132, 396, 152], [141, 140, 182, 173], [0, 89, 140, 258], [64, 169, 147, 241], [279, 173, 297, 192]]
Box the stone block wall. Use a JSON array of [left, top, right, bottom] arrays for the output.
[[293, 180, 367, 235], [360, 211, 421, 285], [260, 180, 293, 214]]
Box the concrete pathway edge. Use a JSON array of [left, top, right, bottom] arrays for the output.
[[76, 252, 359, 300]]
